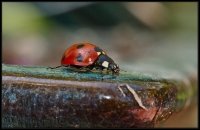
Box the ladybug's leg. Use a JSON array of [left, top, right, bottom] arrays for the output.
[[89, 64, 104, 80], [66, 65, 85, 72], [81, 65, 97, 72], [47, 65, 63, 69], [112, 71, 119, 76], [78, 66, 92, 72], [85, 66, 94, 71]]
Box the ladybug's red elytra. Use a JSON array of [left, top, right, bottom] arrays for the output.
[[60, 42, 120, 73]]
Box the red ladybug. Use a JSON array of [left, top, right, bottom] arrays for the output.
[[59, 42, 120, 73]]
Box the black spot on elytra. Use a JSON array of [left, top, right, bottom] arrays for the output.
[[94, 47, 103, 52], [77, 44, 85, 49], [76, 53, 83, 62]]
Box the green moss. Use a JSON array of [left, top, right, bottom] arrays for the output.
[[2, 64, 166, 83]]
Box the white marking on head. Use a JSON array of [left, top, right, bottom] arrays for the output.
[[102, 51, 106, 54], [102, 61, 109, 68], [97, 52, 101, 55]]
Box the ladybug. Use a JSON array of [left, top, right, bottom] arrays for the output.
[[58, 42, 120, 73]]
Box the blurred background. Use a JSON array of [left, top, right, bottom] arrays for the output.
[[2, 2, 197, 127]]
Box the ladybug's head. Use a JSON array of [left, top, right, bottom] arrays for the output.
[[109, 62, 120, 73], [94, 53, 120, 74]]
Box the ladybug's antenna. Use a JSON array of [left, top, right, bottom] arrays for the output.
[[120, 69, 127, 72]]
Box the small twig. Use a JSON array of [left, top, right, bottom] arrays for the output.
[[117, 86, 126, 97], [118, 83, 148, 110]]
